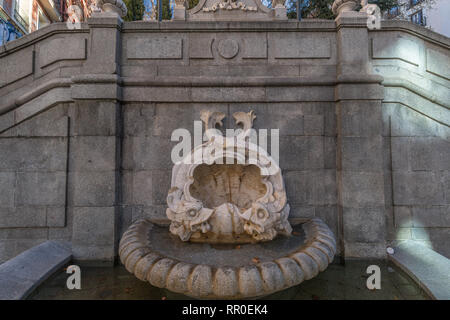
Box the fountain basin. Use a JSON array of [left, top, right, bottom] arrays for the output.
[[119, 217, 336, 299]]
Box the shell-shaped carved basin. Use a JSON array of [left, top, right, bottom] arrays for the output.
[[189, 164, 267, 211]]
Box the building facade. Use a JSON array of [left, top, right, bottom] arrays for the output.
[[0, 0, 77, 46], [385, 0, 450, 38]]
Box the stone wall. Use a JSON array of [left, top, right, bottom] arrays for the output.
[[0, 13, 448, 264], [370, 22, 450, 258]]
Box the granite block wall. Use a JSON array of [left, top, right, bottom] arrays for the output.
[[0, 16, 448, 264]]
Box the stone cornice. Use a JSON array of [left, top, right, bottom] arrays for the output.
[[0, 23, 89, 57]]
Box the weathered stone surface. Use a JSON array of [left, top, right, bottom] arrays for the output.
[[0, 207, 47, 228], [72, 207, 115, 246], [0, 138, 67, 171], [70, 171, 115, 206], [393, 172, 444, 205], [124, 136, 174, 170], [132, 171, 153, 206], [372, 34, 421, 66], [279, 136, 324, 170], [16, 172, 66, 206], [272, 34, 331, 59], [339, 101, 383, 137], [0, 46, 33, 88], [409, 137, 450, 171], [341, 172, 385, 207], [394, 206, 412, 228], [385, 102, 450, 138], [275, 257, 304, 286], [290, 252, 319, 280], [228, 103, 305, 136], [341, 137, 383, 171], [213, 267, 239, 297], [118, 219, 335, 299], [69, 101, 116, 136], [411, 206, 450, 228], [344, 242, 386, 259], [127, 36, 183, 60], [343, 207, 386, 243], [39, 36, 86, 68], [123, 103, 155, 137], [2, 108, 68, 137], [0, 172, 15, 207], [70, 136, 116, 172], [426, 48, 450, 80], [189, 35, 213, 59], [0, 241, 71, 300], [285, 170, 336, 206], [46, 207, 66, 228]]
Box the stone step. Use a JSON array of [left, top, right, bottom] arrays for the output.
[[0, 240, 72, 300], [389, 240, 450, 300]]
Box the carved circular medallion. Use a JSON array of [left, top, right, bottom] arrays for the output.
[[217, 39, 239, 59]]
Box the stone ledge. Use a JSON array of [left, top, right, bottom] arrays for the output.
[[377, 20, 450, 48], [389, 240, 450, 300], [0, 240, 72, 300]]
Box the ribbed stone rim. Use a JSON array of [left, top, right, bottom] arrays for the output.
[[119, 218, 336, 299]]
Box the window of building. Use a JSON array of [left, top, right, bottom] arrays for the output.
[[37, 7, 50, 29], [387, 6, 400, 18], [14, 0, 31, 31], [410, 9, 426, 26], [0, 20, 8, 45], [0, 19, 21, 45], [409, 0, 422, 8]]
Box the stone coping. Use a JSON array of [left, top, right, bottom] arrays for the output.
[[0, 19, 448, 57], [389, 240, 450, 300], [0, 241, 72, 300], [119, 217, 336, 299]]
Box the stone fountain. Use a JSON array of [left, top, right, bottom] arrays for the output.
[[119, 111, 336, 299]]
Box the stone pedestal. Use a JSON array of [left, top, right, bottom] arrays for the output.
[[273, 5, 288, 21], [335, 10, 387, 259], [70, 12, 124, 266], [173, 6, 186, 21]]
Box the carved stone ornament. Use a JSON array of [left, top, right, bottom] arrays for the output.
[[186, 0, 286, 20], [119, 218, 336, 299], [118, 111, 337, 299], [94, 0, 128, 18], [166, 110, 292, 243], [202, 0, 258, 12], [332, 0, 359, 16]]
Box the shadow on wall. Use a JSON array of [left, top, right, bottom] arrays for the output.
[[383, 103, 450, 259]]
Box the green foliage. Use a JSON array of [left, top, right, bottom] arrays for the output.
[[285, 0, 404, 20], [301, 0, 334, 19], [368, 0, 399, 13], [187, 0, 200, 9], [161, 0, 173, 19], [285, 0, 334, 19], [124, 0, 145, 21]]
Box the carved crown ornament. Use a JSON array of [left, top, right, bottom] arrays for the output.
[[171, 0, 288, 21], [166, 110, 292, 244]]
